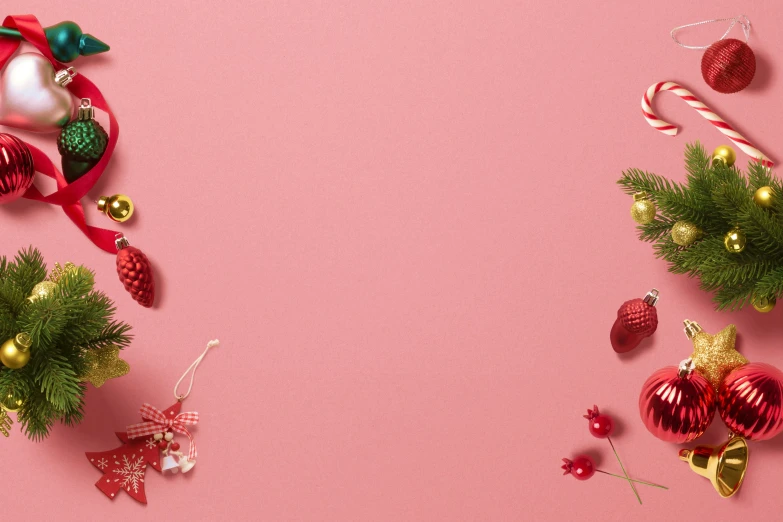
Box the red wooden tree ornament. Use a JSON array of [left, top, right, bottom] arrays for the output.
[[86, 431, 162, 504]]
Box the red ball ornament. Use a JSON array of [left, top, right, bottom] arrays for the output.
[[115, 235, 155, 308], [639, 359, 715, 443], [610, 289, 659, 353], [718, 363, 783, 441], [158, 441, 168, 450], [170, 442, 180, 451], [561, 456, 595, 481], [702, 39, 756, 94], [0, 133, 34, 204], [584, 405, 614, 438]]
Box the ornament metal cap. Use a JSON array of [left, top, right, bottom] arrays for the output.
[[13, 333, 31, 352], [115, 234, 130, 251], [643, 289, 659, 306], [633, 191, 650, 202], [678, 358, 695, 378], [683, 319, 703, 339], [677, 435, 748, 498], [77, 98, 94, 120], [54, 66, 77, 87]]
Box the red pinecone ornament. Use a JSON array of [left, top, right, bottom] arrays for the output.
[[618, 298, 658, 335], [701, 38, 756, 94], [610, 289, 659, 353], [115, 236, 155, 308]]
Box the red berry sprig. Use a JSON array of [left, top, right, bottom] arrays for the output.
[[560, 455, 667, 489], [584, 405, 638, 503]]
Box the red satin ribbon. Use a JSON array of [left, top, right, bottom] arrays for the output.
[[0, 14, 119, 253]]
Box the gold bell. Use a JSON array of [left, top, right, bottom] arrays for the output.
[[97, 194, 134, 223], [678, 435, 749, 498]]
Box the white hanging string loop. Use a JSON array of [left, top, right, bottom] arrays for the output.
[[174, 339, 220, 401], [671, 15, 751, 50]]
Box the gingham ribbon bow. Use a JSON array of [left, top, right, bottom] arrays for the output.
[[126, 403, 199, 460]]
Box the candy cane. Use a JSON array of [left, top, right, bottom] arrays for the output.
[[641, 81, 773, 167]]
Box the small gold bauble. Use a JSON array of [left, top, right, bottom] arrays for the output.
[[753, 186, 775, 208], [0, 391, 23, 412], [27, 280, 57, 303], [97, 194, 134, 223], [671, 220, 703, 246], [752, 295, 776, 313], [712, 145, 736, 167], [724, 227, 747, 253], [630, 192, 656, 224], [0, 333, 32, 369]]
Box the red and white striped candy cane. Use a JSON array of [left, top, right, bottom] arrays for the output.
[[641, 81, 773, 167]]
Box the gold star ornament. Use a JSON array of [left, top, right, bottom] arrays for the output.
[[684, 320, 748, 391], [81, 346, 130, 387]]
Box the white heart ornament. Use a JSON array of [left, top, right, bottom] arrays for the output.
[[0, 53, 76, 133]]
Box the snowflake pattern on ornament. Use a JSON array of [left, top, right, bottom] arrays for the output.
[[145, 437, 157, 449], [87, 432, 162, 504], [113, 454, 145, 493]]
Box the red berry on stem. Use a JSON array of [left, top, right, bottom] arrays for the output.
[[158, 441, 168, 450], [563, 456, 595, 481], [170, 442, 180, 451], [584, 405, 614, 438]]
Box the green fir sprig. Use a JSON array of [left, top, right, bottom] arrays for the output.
[[618, 142, 783, 311], [0, 247, 131, 440]]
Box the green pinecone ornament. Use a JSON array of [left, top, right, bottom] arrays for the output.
[[57, 98, 108, 183]]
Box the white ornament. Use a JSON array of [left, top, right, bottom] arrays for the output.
[[0, 53, 76, 133], [178, 457, 196, 473], [161, 455, 179, 473]]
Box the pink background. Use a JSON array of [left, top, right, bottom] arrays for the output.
[[2, 0, 783, 520]]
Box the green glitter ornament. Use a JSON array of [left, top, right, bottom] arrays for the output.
[[57, 98, 109, 183]]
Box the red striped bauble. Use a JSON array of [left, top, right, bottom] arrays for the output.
[[0, 133, 34, 204]]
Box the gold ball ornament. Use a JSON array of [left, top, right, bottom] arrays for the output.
[[0, 333, 32, 369], [80, 345, 130, 387], [752, 295, 776, 313], [0, 391, 23, 412], [671, 220, 703, 246], [724, 227, 747, 253], [712, 145, 736, 167], [26, 280, 57, 303], [97, 194, 134, 223], [630, 192, 656, 224], [684, 320, 748, 392], [753, 186, 775, 208]]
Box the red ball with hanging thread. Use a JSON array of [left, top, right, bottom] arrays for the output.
[[702, 38, 756, 93], [671, 15, 756, 94]]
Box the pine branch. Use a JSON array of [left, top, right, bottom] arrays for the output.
[[618, 143, 783, 310], [33, 353, 80, 411], [0, 248, 132, 440]]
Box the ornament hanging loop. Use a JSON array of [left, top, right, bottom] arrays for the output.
[[174, 340, 220, 401], [671, 15, 751, 50]]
